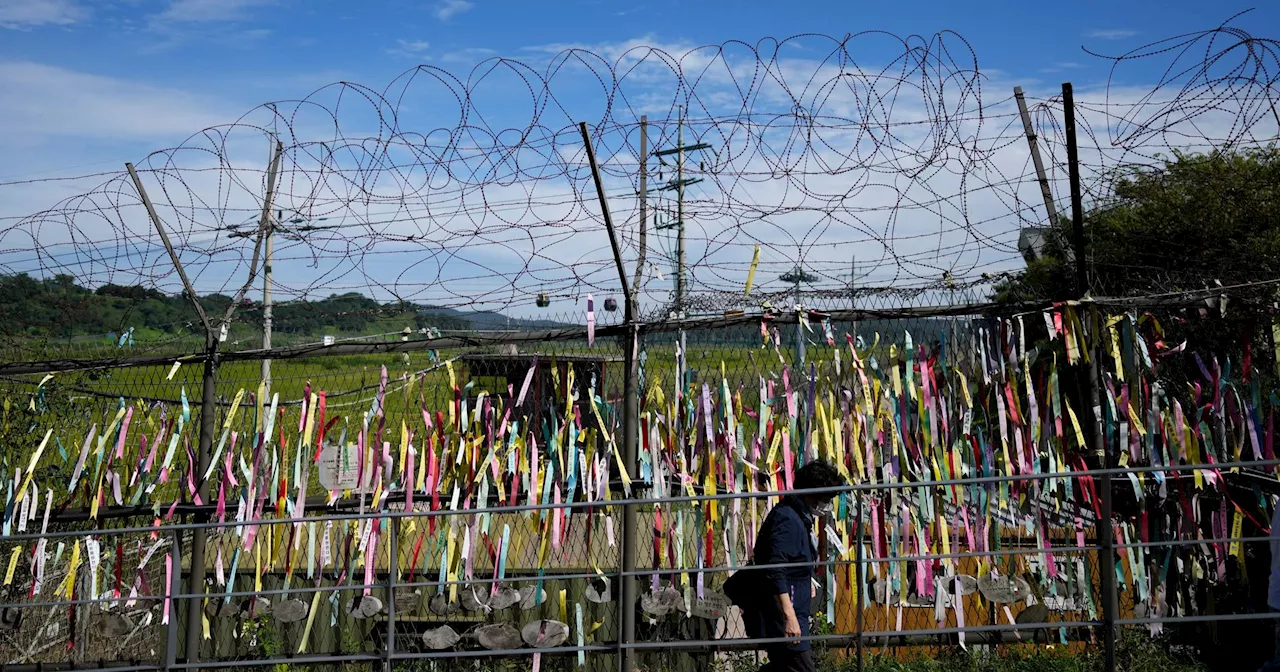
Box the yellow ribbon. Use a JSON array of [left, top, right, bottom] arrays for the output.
[[4, 546, 21, 585], [744, 244, 761, 296]]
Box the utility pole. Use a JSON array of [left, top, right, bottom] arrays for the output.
[[635, 117, 648, 297], [793, 267, 805, 367], [231, 209, 328, 391], [850, 252, 857, 339], [675, 106, 688, 308], [780, 263, 817, 363], [655, 105, 710, 427], [263, 210, 277, 395], [655, 106, 710, 300]]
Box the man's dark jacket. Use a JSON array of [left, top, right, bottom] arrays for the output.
[[725, 495, 816, 652]]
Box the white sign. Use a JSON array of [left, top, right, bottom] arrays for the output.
[[318, 442, 362, 491]]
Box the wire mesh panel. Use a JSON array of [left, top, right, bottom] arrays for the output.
[[629, 298, 1280, 671], [0, 333, 637, 671]]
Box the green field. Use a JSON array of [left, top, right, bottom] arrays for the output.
[[0, 320, 916, 504]]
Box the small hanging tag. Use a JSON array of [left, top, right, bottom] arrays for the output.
[[576, 603, 586, 666]]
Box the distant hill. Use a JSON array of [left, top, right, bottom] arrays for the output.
[[445, 308, 575, 330], [0, 273, 569, 344]]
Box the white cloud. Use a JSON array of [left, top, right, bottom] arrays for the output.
[[398, 39, 430, 53], [441, 47, 496, 63], [143, 0, 276, 52], [1086, 29, 1137, 40], [522, 34, 687, 62], [0, 62, 247, 271], [1038, 61, 1082, 74], [387, 39, 431, 59], [0, 61, 230, 142], [434, 0, 472, 21], [155, 0, 272, 23], [0, 0, 86, 29]]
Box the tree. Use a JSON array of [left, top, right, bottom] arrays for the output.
[[998, 146, 1280, 302], [996, 145, 1280, 374], [0, 274, 491, 351]]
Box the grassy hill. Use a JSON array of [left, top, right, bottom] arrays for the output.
[[0, 273, 569, 357]]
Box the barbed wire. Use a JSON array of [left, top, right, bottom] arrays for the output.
[[0, 20, 1276, 335]]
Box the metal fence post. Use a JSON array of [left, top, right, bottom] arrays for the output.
[[1093, 305, 1119, 671], [386, 516, 398, 672], [1099, 455, 1117, 669], [855, 492, 865, 672], [617, 528, 628, 672], [1078, 304, 1120, 670], [619, 318, 640, 672], [165, 529, 183, 672], [127, 160, 223, 669], [1064, 81, 1117, 671], [185, 348, 219, 666], [578, 120, 639, 672]]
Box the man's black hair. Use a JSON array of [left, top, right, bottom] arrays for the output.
[[793, 459, 844, 493]]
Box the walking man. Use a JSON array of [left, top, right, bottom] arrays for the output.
[[728, 459, 845, 672]]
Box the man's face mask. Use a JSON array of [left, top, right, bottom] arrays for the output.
[[813, 500, 834, 518]]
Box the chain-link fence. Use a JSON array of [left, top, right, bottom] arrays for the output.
[[0, 288, 1277, 672]]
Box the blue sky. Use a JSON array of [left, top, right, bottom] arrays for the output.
[[2, 1, 1270, 107], [2, 0, 1271, 179], [0, 0, 1276, 316]]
